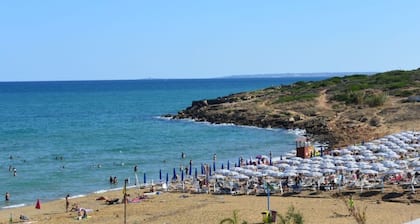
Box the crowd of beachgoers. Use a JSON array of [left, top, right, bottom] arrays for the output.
[[151, 131, 419, 197]]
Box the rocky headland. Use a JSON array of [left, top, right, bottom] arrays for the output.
[[169, 69, 420, 148]]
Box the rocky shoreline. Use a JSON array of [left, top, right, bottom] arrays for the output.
[[168, 71, 420, 148]]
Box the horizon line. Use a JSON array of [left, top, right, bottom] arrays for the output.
[[0, 71, 378, 83]]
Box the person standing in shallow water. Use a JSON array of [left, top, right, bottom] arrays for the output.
[[5, 192, 10, 201]]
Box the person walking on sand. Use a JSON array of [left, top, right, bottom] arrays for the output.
[[65, 194, 70, 212]]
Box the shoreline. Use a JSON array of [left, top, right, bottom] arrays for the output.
[[1, 130, 419, 223]]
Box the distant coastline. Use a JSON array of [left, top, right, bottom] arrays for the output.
[[222, 72, 376, 79]]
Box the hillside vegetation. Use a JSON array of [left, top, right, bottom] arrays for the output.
[[171, 69, 420, 147]]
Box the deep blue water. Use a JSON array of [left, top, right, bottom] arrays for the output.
[[0, 77, 325, 208]]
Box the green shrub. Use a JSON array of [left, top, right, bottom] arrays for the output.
[[277, 206, 304, 224], [366, 93, 387, 107]]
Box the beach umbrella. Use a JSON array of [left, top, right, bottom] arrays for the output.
[[195, 167, 198, 179], [172, 168, 177, 180], [201, 164, 204, 175], [321, 168, 336, 174], [143, 173, 147, 184], [346, 167, 359, 172], [233, 174, 249, 180], [221, 163, 224, 169], [181, 170, 184, 182], [213, 161, 216, 171], [210, 174, 225, 180], [280, 171, 297, 177], [159, 169, 162, 181], [383, 161, 400, 168], [227, 160, 230, 170], [385, 168, 403, 175], [189, 163, 192, 176], [361, 169, 378, 175], [306, 172, 323, 177], [269, 153, 273, 166], [166, 173, 169, 184], [335, 165, 347, 171], [296, 169, 310, 175], [209, 167, 212, 176]]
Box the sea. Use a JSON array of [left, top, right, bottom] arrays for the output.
[[0, 77, 327, 209]]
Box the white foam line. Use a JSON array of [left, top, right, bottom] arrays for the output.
[[1, 203, 26, 209]]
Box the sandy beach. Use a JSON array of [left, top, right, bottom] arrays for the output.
[[0, 184, 419, 224], [1, 131, 419, 224]]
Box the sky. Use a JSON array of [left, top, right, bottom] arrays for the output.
[[1, 1, 419, 81]]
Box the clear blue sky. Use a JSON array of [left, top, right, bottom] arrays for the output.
[[1, 1, 419, 81]]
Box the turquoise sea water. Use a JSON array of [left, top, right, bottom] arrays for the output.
[[0, 77, 325, 209]]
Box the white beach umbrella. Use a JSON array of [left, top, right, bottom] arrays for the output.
[[363, 155, 378, 161], [385, 168, 404, 175], [311, 167, 322, 172], [361, 169, 378, 175], [228, 171, 240, 176], [335, 165, 347, 171], [374, 152, 388, 157], [340, 149, 352, 155], [342, 155, 356, 162], [257, 164, 269, 169], [215, 169, 231, 175], [263, 170, 278, 176], [321, 168, 336, 174], [382, 161, 400, 168], [345, 161, 359, 168], [280, 171, 297, 177], [232, 174, 250, 180], [355, 155, 365, 160], [311, 157, 324, 161], [358, 164, 372, 169], [348, 146, 361, 152], [231, 167, 244, 172], [410, 160, 420, 167], [275, 163, 290, 169], [385, 153, 400, 159], [320, 163, 335, 169], [306, 172, 323, 177], [210, 174, 226, 180], [346, 167, 359, 172], [296, 169, 311, 175]]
